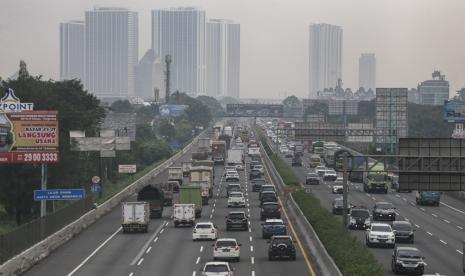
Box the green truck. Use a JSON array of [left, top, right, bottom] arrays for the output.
[[363, 163, 389, 193], [312, 141, 324, 156], [179, 186, 203, 218], [416, 191, 441, 206]]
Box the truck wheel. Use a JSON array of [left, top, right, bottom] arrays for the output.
[[174, 221, 179, 228], [144, 226, 148, 233]]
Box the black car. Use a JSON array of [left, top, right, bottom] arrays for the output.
[[252, 178, 266, 192], [291, 156, 302, 166], [391, 247, 425, 275], [332, 198, 352, 215], [392, 221, 415, 243], [226, 183, 241, 197], [259, 185, 276, 200], [260, 191, 278, 206], [249, 160, 260, 169], [268, 235, 296, 261], [225, 211, 248, 231], [249, 169, 262, 180], [260, 202, 281, 220], [372, 202, 396, 221], [348, 208, 371, 229], [305, 173, 320, 185]]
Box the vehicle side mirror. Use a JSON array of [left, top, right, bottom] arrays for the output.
[[238, 243, 242, 246], [422, 256, 426, 260]]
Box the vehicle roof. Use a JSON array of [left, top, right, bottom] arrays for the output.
[[265, 219, 284, 223], [261, 191, 276, 194], [204, 261, 230, 266], [396, 246, 420, 252], [392, 221, 412, 226], [271, 235, 292, 239], [375, 201, 391, 205], [230, 192, 243, 195], [229, 211, 246, 214], [196, 222, 214, 225], [371, 222, 392, 227], [227, 183, 240, 186], [262, 202, 279, 205], [261, 184, 274, 187], [215, 238, 237, 242]]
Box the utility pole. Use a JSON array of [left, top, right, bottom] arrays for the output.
[[165, 55, 172, 104], [40, 163, 48, 217], [342, 152, 349, 232]]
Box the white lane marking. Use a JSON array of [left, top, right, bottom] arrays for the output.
[[415, 224, 420, 228], [248, 221, 251, 225], [192, 271, 196, 276], [160, 229, 164, 234], [457, 249, 464, 255], [154, 237, 158, 243], [457, 226, 463, 230], [372, 197, 376, 201], [200, 246, 204, 252], [420, 208, 425, 211], [402, 198, 407, 201], [441, 201, 465, 215], [67, 227, 122, 276], [213, 203, 216, 207], [165, 221, 169, 227], [249, 228, 252, 233], [251, 257, 255, 264], [250, 245, 254, 252], [210, 214, 213, 219], [409, 202, 415, 206], [396, 194, 400, 198], [427, 231, 433, 236], [440, 239, 447, 245], [247, 208, 250, 213], [196, 256, 200, 264], [250, 236, 253, 242], [137, 258, 144, 266], [129, 273, 134, 276], [212, 208, 215, 213], [146, 246, 152, 254], [395, 212, 400, 216], [443, 219, 450, 224], [432, 213, 438, 217], [405, 218, 409, 221], [252, 271, 255, 276]]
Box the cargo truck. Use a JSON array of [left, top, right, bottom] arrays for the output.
[[227, 149, 244, 166], [223, 126, 233, 137], [323, 147, 339, 167], [312, 141, 324, 156], [173, 203, 195, 227], [294, 143, 304, 157], [179, 186, 203, 218], [160, 182, 174, 206], [192, 151, 209, 161], [219, 134, 232, 150], [137, 185, 164, 218], [212, 141, 227, 165], [182, 161, 192, 177], [363, 163, 389, 193], [309, 154, 321, 168], [168, 167, 183, 186], [121, 202, 150, 233], [189, 166, 214, 205]]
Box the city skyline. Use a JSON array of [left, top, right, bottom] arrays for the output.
[[59, 20, 85, 82], [358, 53, 376, 92]]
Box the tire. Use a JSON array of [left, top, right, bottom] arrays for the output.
[[291, 254, 296, 261], [268, 255, 273, 261], [365, 239, 371, 247], [236, 257, 240, 262], [174, 221, 178, 228]]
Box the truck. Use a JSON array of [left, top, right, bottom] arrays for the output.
[[179, 186, 203, 218], [121, 202, 150, 233], [294, 143, 304, 157], [219, 134, 232, 150], [227, 148, 244, 166], [248, 147, 260, 157], [348, 156, 366, 183], [182, 161, 192, 177], [192, 151, 209, 161], [312, 141, 324, 156], [160, 182, 174, 206], [363, 163, 389, 193], [137, 185, 164, 218], [173, 203, 195, 227], [309, 154, 321, 168], [168, 167, 183, 186], [223, 126, 233, 137], [212, 140, 227, 165], [189, 166, 214, 205], [323, 147, 339, 167], [416, 191, 441, 206], [198, 138, 211, 155]]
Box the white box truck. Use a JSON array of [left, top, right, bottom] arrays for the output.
[[168, 167, 183, 186], [173, 203, 195, 227], [227, 149, 244, 165], [121, 202, 150, 233]]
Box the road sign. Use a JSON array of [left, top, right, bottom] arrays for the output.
[[91, 183, 101, 193], [92, 176, 101, 184], [118, 164, 137, 174], [34, 189, 85, 201]]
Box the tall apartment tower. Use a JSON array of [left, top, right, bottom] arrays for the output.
[[60, 21, 85, 82], [85, 7, 138, 99], [359, 53, 376, 92], [206, 19, 240, 98], [308, 23, 343, 98], [152, 7, 206, 96]]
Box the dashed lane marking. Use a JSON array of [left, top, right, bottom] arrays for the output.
[[251, 257, 255, 264], [160, 229, 164, 234], [129, 273, 134, 276], [427, 231, 433, 236], [415, 224, 420, 228], [154, 237, 158, 243], [200, 246, 204, 252], [146, 246, 152, 254], [250, 245, 254, 252], [443, 219, 450, 224], [441, 202, 465, 215], [440, 240, 447, 245], [457, 226, 463, 230], [137, 258, 144, 266], [192, 271, 196, 276], [432, 213, 438, 217], [196, 256, 200, 264], [457, 249, 464, 255], [250, 236, 253, 242]]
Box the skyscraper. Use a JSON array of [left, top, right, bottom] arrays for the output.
[[59, 21, 85, 82], [417, 71, 450, 105], [358, 53, 376, 92], [308, 23, 343, 98], [206, 19, 240, 98], [85, 7, 138, 99], [135, 49, 164, 100], [152, 7, 206, 96]]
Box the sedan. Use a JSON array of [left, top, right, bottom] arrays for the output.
[[201, 262, 234, 276], [193, 222, 218, 241], [213, 238, 241, 262]]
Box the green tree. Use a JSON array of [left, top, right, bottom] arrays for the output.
[[197, 95, 224, 117], [282, 95, 301, 107], [111, 100, 134, 113], [158, 119, 175, 141], [175, 119, 193, 143]]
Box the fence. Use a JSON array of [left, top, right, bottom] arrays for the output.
[[0, 195, 94, 264]]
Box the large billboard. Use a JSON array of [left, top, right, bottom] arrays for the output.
[[294, 122, 346, 142], [444, 100, 465, 123], [0, 111, 59, 163], [225, 104, 283, 117]]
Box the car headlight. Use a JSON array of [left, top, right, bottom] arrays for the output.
[[350, 218, 355, 224]]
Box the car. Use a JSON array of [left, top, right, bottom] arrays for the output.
[[372, 202, 396, 221], [193, 222, 218, 241], [284, 152, 294, 158], [259, 185, 276, 200], [225, 172, 240, 182], [213, 238, 241, 262], [260, 191, 278, 206], [365, 223, 395, 248], [332, 198, 352, 215], [391, 246, 425, 275], [228, 192, 246, 208], [252, 165, 264, 174], [268, 235, 296, 261], [223, 166, 236, 176], [279, 146, 288, 154], [348, 207, 371, 229], [323, 170, 337, 182], [252, 178, 266, 192], [226, 183, 241, 197], [249, 169, 262, 180], [249, 160, 260, 169], [291, 156, 302, 166], [235, 164, 244, 171], [305, 173, 320, 185], [260, 202, 281, 220], [331, 182, 343, 194], [226, 211, 248, 231], [201, 261, 234, 276], [392, 221, 415, 243], [262, 219, 287, 238], [315, 166, 327, 178]]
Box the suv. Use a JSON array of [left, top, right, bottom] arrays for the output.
[[392, 221, 415, 243], [201, 262, 234, 276], [262, 219, 287, 238], [260, 202, 281, 220], [228, 192, 246, 208], [391, 247, 425, 275], [226, 184, 241, 197], [366, 223, 395, 248], [372, 202, 396, 221], [225, 171, 240, 182], [260, 191, 278, 206], [249, 169, 262, 180], [268, 235, 296, 260], [225, 211, 248, 231], [348, 207, 371, 229], [252, 178, 266, 192], [259, 185, 276, 200], [305, 173, 320, 185], [213, 238, 241, 262]]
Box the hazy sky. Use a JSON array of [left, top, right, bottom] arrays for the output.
[[1, 0, 464, 99]]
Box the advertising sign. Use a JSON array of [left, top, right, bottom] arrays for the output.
[[159, 105, 188, 117], [444, 100, 465, 123], [34, 189, 85, 201], [0, 111, 59, 163], [118, 164, 137, 174], [225, 104, 283, 117], [0, 88, 34, 113]]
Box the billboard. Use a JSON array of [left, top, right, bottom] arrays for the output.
[[294, 122, 346, 142], [0, 111, 59, 163], [225, 104, 283, 117], [159, 105, 188, 117], [444, 100, 465, 123]]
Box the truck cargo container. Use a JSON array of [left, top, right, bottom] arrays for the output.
[[179, 186, 203, 218], [173, 203, 195, 227], [168, 167, 183, 186], [121, 202, 150, 233], [227, 149, 244, 166], [137, 185, 164, 218], [190, 166, 214, 205], [212, 141, 227, 165]]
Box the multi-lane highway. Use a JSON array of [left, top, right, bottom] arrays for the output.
[[272, 138, 465, 276], [25, 137, 313, 276]]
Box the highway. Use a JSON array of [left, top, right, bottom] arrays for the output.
[[271, 138, 465, 276], [25, 137, 313, 276]]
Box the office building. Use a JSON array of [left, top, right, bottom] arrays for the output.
[[152, 7, 206, 96], [308, 23, 343, 98], [135, 49, 164, 100], [418, 71, 449, 105], [358, 53, 376, 92], [85, 7, 138, 99], [206, 19, 240, 98], [59, 21, 85, 82]]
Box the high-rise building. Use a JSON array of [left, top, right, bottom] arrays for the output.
[[206, 19, 240, 98], [358, 53, 376, 92], [60, 21, 85, 82], [152, 7, 206, 96], [308, 23, 343, 98], [417, 71, 449, 106], [85, 7, 138, 99], [135, 49, 164, 100]]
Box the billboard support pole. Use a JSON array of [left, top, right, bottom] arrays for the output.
[[40, 163, 47, 217]]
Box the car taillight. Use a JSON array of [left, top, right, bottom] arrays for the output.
[[228, 272, 232, 276], [202, 273, 206, 276], [214, 246, 218, 251], [235, 246, 239, 250], [211, 228, 215, 233]]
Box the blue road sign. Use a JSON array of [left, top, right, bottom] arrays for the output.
[[34, 189, 85, 201], [91, 183, 102, 193]]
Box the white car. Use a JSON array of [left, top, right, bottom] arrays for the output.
[[252, 165, 264, 174], [365, 223, 395, 248], [201, 262, 234, 276], [279, 146, 288, 154], [235, 164, 244, 171], [225, 172, 240, 182], [213, 238, 241, 262], [228, 192, 246, 207], [193, 222, 218, 241], [332, 182, 343, 194]]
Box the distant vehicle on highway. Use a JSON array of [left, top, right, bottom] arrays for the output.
[[213, 238, 241, 262], [259, 185, 276, 200], [228, 192, 246, 208], [305, 173, 320, 185], [392, 221, 415, 243], [391, 246, 425, 275], [201, 261, 234, 276], [348, 207, 371, 229], [415, 191, 441, 206], [365, 223, 395, 248], [121, 202, 150, 233], [291, 156, 302, 166], [372, 202, 396, 221], [332, 198, 353, 215], [268, 235, 296, 261], [226, 211, 249, 231], [252, 178, 267, 192], [260, 202, 281, 220], [226, 183, 241, 197], [193, 222, 218, 241], [262, 219, 287, 238], [173, 203, 195, 227]]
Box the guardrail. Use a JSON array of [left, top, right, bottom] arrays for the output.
[[0, 131, 204, 276]]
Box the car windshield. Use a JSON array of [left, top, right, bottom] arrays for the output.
[[393, 223, 412, 231], [371, 225, 391, 232], [351, 210, 369, 218], [229, 213, 245, 219], [253, 180, 266, 184], [376, 203, 393, 209], [262, 186, 274, 191], [272, 238, 292, 245], [368, 174, 386, 181], [228, 185, 240, 189], [263, 204, 279, 210], [265, 221, 283, 226], [398, 250, 421, 259], [196, 224, 212, 229], [230, 193, 243, 197], [216, 240, 237, 247], [205, 264, 229, 272], [307, 174, 318, 178]]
